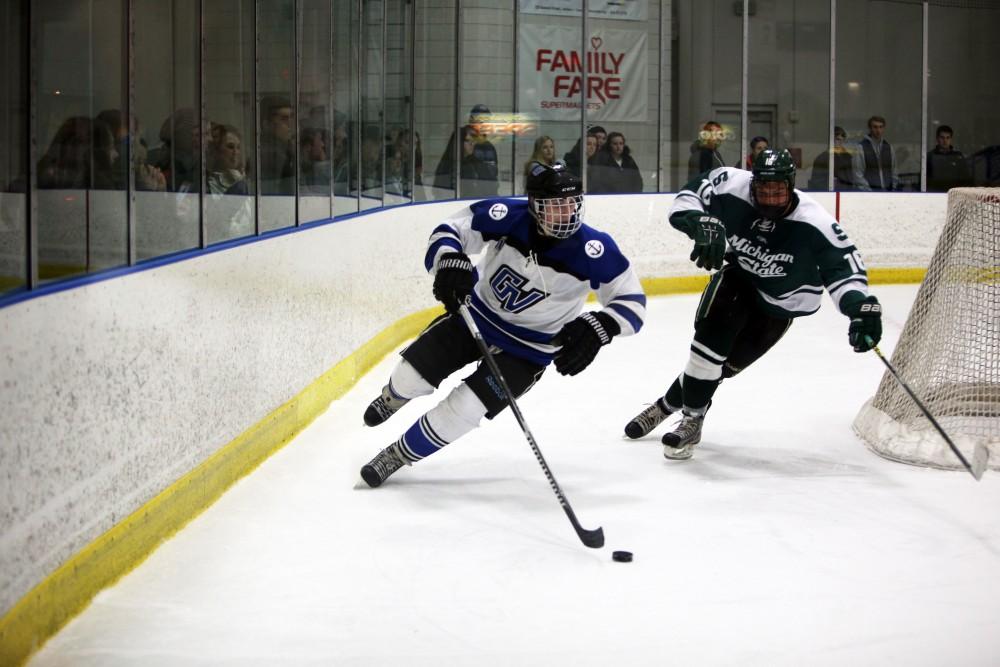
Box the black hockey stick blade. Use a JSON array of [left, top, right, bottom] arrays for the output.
[[868, 339, 988, 481], [565, 507, 605, 548]]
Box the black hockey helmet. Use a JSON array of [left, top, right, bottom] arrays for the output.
[[525, 163, 584, 239], [750, 149, 796, 219]]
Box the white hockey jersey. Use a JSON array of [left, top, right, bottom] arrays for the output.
[[425, 198, 646, 364]]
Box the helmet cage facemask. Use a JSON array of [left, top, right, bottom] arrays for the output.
[[750, 178, 793, 219], [750, 149, 796, 219], [531, 194, 585, 239]]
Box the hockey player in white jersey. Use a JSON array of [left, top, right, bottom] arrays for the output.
[[624, 149, 883, 460], [360, 163, 646, 487]]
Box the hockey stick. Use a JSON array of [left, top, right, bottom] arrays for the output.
[[457, 299, 605, 549], [866, 337, 988, 481]]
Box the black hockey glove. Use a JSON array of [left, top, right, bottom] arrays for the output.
[[690, 215, 727, 271], [553, 311, 620, 376], [845, 295, 882, 352], [432, 252, 474, 313]]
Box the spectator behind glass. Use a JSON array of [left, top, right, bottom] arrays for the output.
[[207, 124, 249, 195], [808, 126, 855, 191], [589, 125, 607, 153], [94, 109, 128, 189], [358, 125, 383, 193], [96, 108, 165, 191], [589, 131, 642, 194], [331, 113, 350, 195], [298, 126, 330, 192], [926, 125, 971, 192], [148, 108, 200, 192], [385, 128, 421, 197], [37, 116, 118, 190], [433, 125, 497, 198], [259, 96, 295, 193], [688, 120, 726, 179], [562, 128, 600, 179], [738, 136, 769, 170], [853, 115, 899, 192], [523, 135, 558, 179], [437, 105, 499, 187]]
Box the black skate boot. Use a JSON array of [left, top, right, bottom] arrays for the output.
[[624, 398, 673, 439], [661, 412, 704, 460], [363, 384, 410, 426], [360, 442, 410, 487]]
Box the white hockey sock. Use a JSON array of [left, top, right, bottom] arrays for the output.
[[685, 341, 725, 382], [397, 383, 488, 461], [388, 358, 435, 400]]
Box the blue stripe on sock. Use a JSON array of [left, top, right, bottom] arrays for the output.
[[401, 417, 446, 459]]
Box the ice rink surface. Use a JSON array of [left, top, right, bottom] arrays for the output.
[[30, 284, 1000, 666]]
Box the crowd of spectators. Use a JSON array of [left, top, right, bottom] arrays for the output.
[[686, 114, 990, 193], [30, 97, 356, 200], [26, 102, 995, 202]]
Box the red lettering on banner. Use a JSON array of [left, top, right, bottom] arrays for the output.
[[553, 75, 622, 103], [535, 48, 626, 75], [537, 45, 627, 105], [536, 49, 553, 70]]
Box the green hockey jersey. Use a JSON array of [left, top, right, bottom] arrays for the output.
[[669, 167, 871, 318]]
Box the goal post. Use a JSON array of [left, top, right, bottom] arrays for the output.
[[853, 188, 1000, 473]]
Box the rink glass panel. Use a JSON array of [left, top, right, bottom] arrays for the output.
[[204, 0, 257, 244], [0, 0, 26, 296], [297, 0, 334, 224], [670, 1, 744, 193], [835, 0, 922, 192], [35, 0, 128, 278], [413, 0, 456, 203], [257, 0, 296, 232], [928, 3, 1000, 190], [133, 0, 201, 260], [360, 0, 384, 212], [332, 0, 360, 218], [748, 0, 831, 192]]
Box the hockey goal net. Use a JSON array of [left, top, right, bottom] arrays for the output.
[[853, 188, 1000, 473]]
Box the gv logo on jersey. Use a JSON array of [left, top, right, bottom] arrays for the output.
[[490, 265, 546, 313], [488, 203, 508, 220]]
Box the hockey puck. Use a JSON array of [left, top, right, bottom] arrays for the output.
[[612, 550, 633, 563]]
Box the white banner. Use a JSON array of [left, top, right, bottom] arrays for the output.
[[518, 0, 647, 21], [519, 25, 648, 122]]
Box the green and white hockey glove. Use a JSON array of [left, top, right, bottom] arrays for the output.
[[845, 294, 882, 352], [690, 215, 726, 271]]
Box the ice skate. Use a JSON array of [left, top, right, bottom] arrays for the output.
[[360, 442, 410, 487], [624, 399, 672, 439], [364, 384, 410, 426], [662, 412, 704, 460]]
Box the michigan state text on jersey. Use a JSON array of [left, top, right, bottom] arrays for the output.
[[361, 163, 646, 488], [672, 159, 869, 318], [624, 149, 882, 461]]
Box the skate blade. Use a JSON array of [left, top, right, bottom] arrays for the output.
[[663, 446, 693, 461]]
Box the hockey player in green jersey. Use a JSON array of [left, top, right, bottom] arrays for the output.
[[624, 149, 883, 460]]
